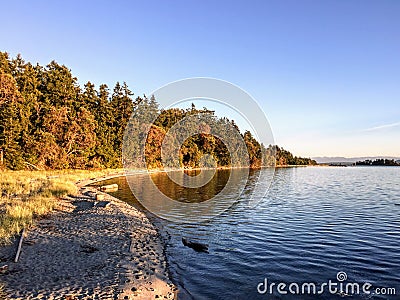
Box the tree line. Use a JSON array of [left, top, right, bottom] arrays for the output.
[[0, 52, 316, 170], [355, 159, 400, 166]]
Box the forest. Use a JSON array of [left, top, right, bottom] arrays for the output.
[[0, 52, 317, 170], [355, 159, 400, 166]]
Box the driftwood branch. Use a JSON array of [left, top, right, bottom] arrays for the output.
[[14, 228, 25, 263]]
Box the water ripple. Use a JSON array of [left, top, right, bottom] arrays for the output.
[[101, 167, 400, 299]]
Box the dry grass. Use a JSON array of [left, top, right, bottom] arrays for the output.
[[0, 284, 5, 299], [0, 169, 123, 245]]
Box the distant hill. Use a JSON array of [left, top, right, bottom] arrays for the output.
[[313, 156, 400, 164]]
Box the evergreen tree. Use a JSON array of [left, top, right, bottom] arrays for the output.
[[0, 71, 27, 169], [111, 82, 134, 166]]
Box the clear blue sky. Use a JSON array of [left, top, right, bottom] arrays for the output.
[[1, 0, 399, 157]]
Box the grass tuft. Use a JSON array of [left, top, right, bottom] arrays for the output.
[[0, 284, 5, 299]]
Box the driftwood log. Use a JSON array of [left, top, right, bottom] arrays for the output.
[[95, 193, 105, 201], [182, 237, 209, 253], [99, 184, 118, 192]]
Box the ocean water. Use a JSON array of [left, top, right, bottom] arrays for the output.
[[98, 167, 400, 299]]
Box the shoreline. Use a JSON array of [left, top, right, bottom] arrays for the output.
[[0, 172, 177, 299], [0, 165, 318, 299], [92, 185, 178, 300]]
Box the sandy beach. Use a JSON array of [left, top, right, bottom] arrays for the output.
[[0, 176, 177, 299]]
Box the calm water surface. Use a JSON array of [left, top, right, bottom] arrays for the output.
[[98, 167, 400, 299]]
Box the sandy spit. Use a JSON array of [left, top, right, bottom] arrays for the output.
[[0, 175, 177, 300]]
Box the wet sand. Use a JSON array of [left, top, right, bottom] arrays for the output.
[[0, 182, 177, 299]]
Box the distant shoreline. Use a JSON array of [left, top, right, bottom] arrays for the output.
[[124, 164, 314, 173]]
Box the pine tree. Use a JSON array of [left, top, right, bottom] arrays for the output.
[[110, 82, 134, 166], [0, 71, 27, 169]]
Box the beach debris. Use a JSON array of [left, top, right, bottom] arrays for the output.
[[14, 228, 25, 263], [95, 193, 105, 201], [182, 238, 209, 253], [99, 184, 118, 192]]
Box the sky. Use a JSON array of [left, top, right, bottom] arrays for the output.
[[1, 0, 399, 157]]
